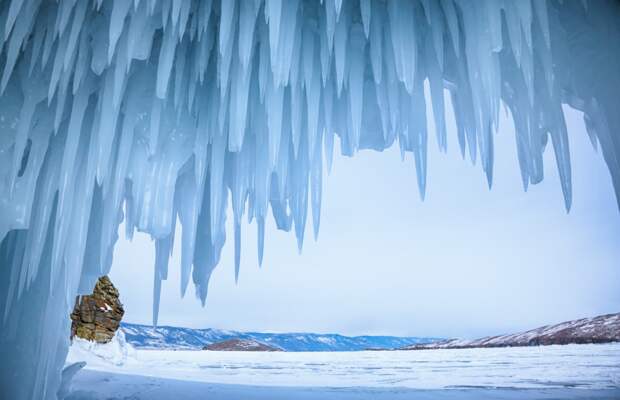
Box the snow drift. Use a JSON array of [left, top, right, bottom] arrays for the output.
[[67, 330, 135, 368], [1, 0, 619, 398]]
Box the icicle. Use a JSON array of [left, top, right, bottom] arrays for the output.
[[360, 0, 371, 38], [425, 42, 447, 152], [369, 0, 383, 83], [257, 217, 265, 266], [234, 221, 241, 283], [4, 0, 26, 39], [265, 0, 282, 62], [333, 7, 347, 96], [441, 0, 460, 58], [348, 24, 365, 150], [109, 0, 132, 63], [387, 0, 416, 93], [238, 0, 259, 71], [334, 0, 343, 22], [311, 130, 323, 240], [411, 82, 428, 200], [156, 30, 177, 98], [227, 59, 251, 152]]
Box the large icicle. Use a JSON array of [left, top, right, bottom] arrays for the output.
[[1, 1, 620, 399]]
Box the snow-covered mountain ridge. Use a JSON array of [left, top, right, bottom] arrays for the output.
[[404, 313, 620, 350], [121, 323, 440, 351]]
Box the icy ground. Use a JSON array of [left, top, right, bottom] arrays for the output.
[[65, 338, 620, 399]]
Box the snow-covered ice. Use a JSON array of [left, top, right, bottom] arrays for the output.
[[65, 342, 620, 399], [66, 371, 620, 400]]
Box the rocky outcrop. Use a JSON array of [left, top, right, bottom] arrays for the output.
[[404, 312, 620, 350], [70, 276, 125, 343], [203, 338, 282, 351]]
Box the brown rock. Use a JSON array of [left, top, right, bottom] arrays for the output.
[[70, 276, 125, 344], [203, 338, 282, 352]]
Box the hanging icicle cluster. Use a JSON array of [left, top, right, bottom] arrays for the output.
[[1, 1, 620, 398]]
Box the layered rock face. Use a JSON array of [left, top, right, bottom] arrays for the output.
[[70, 276, 125, 343]]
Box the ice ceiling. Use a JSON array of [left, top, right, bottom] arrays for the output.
[[0, 0, 619, 399]]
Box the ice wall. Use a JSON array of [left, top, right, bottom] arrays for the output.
[[0, 0, 619, 399]]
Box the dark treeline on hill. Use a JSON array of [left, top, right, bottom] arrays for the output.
[[403, 313, 620, 350]]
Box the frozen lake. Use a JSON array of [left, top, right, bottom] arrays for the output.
[[67, 342, 620, 399]]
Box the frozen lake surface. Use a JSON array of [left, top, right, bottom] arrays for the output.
[[67, 342, 620, 399]]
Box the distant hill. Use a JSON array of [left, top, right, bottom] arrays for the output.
[[203, 338, 282, 351], [121, 323, 440, 351], [403, 312, 620, 350]]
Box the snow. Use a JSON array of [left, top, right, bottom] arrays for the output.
[[65, 343, 620, 399], [99, 303, 112, 313], [69, 331, 136, 368], [1, 1, 620, 399]]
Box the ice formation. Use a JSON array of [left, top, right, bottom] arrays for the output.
[[0, 0, 619, 398]]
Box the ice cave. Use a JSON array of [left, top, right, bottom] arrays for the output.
[[0, 0, 619, 398]]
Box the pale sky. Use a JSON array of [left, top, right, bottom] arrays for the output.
[[110, 100, 620, 339]]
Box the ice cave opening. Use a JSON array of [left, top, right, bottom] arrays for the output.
[[1, 0, 619, 399]]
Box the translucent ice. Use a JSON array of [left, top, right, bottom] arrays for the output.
[[1, 1, 619, 399]]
